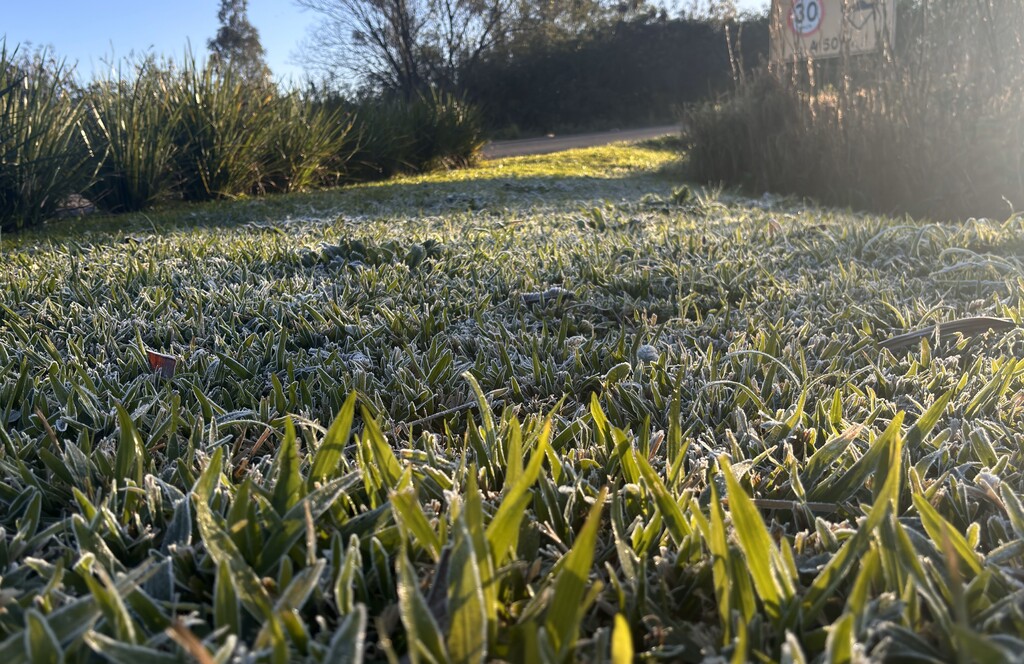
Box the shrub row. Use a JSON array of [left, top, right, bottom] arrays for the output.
[[685, 0, 1024, 221], [0, 46, 483, 232], [465, 17, 769, 135]]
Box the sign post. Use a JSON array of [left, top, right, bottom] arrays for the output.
[[770, 0, 895, 63]]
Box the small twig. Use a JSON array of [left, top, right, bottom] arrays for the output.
[[166, 620, 217, 664], [391, 389, 508, 437], [724, 497, 842, 514], [879, 316, 1017, 351], [522, 287, 574, 306], [34, 408, 59, 449], [648, 430, 665, 461], [754, 498, 841, 513], [233, 427, 274, 479]]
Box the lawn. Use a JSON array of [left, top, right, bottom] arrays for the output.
[[2, 140, 1024, 662]]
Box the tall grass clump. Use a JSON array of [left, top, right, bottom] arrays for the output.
[[169, 54, 276, 201], [346, 97, 417, 180], [83, 58, 180, 212], [404, 90, 485, 171], [348, 91, 484, 180], [686, 0, 1024, 220], [0, 45, 93, 231], [257, 92, 355, 194]]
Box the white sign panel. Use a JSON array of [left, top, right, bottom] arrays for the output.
[[770, 0, 896, 63]]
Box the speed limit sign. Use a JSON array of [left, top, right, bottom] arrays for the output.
[[771, 0, 895, 62], [789, 0, 823, 35]]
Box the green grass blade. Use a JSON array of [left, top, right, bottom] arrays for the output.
[[545, 486, 608, 660], [359, 406, 403, 492], [964, 360, 1020, 419], [275, 560, 326, 612], [259, 473, 360, 575], [912, 493, 983, 576], [703, 484, 735, 639], [803, 425, 862, 487], [824, 613, 854, 664], [463, 371, 496, 438], [74, 556, 138, 644], [447, 510, 487, 664], [998, 485, 1024, 538], [486, 420, 551, 566], [271, 417, 303, 514], [464, 472, 498, 648], [83, 632, 179, 664], [803, 428, 902, 623], [23, 609, 61, 664], [324, 604, 367, 664], [392, 487, 442, 562], [114, 403, 146, 486], [334, 535, 363, 616], [396, 545, 448, 664], [905, 390, 953, 449], [781, 631, 808, 664], [310, 392, 357, 485], [719, 456, 792, 620], [810, 413, 905, 503], [191, 450, 275, 621], [634, 450, 691, 544], [214, 560, 241, 635], [611, 614, 633, 664]]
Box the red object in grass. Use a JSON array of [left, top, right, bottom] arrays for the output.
[[147, 350, 177, 378]]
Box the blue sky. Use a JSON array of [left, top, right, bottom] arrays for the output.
[[3, 1, 314, 81], [3, 0, 769, 83]]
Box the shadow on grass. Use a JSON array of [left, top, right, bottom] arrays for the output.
[[2, 146, 688, 247]]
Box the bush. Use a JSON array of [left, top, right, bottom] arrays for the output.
[[257, 92, 356, 194], [0, 45, 94, 232], [83, 58, 180, 212], [403, 90, 484, 171], [348, 91, 484, 180], [169, 54, 276, 201], [686, 0, 1024, 220], [464, 17, 768, 134], [347, 97, 418, 180]]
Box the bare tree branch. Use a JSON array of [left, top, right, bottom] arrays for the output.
[[295, 0, 518, 96]]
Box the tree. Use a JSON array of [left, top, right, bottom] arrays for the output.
[[296, 0, 426, 97], [208, 0, 272, 82], [421, 0, 516, 91], [295, 0, 667, 98], [295, 0, 517, 98]]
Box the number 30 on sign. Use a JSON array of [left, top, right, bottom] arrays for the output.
[[789, 0, 823, 35]]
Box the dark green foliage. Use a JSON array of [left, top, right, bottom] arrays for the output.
[[464, 17, 768, 134], [170, 54, 276, 201], [348, 91, 484, 179], [0, 44, 94, 231], [257, 92, 356, 194], [399, 90, 485, 171], [686, 0, 1024, 220], [296, 0, 766, 135], [83, 58, 180, 212]]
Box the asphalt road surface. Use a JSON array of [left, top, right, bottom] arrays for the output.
[[482, 124, 681, 160]]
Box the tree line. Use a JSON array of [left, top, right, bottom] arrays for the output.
[[212, 0, 768, 134]]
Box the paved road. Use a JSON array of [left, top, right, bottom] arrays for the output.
[[482, 124, 681, 160]]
